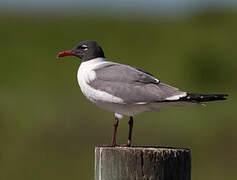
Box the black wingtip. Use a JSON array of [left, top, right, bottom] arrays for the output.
[[182, 93, 229, 102]]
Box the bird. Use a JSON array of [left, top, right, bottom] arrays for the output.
[[57, 40, 228, 147]]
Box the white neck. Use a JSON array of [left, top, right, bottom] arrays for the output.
[[82, 57, 106, 64]]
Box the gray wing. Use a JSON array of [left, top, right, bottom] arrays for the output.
[[94, 62, 160, 84], [91, 62, 186, 104]]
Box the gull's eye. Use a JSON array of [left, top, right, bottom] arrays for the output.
[[80, 45, 88, 51]]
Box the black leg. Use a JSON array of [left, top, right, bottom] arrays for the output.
[[127, 116, 134, 147], [112, 117, 119, 147]]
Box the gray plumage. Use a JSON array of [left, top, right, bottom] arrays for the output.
[[90, 62, 186, 104]]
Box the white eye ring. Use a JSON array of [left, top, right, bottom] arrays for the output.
[[81, 45, 88, 51]]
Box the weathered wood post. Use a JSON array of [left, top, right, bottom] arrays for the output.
[[95, 146, 191, 180]]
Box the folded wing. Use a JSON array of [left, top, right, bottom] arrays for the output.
[[90, 62, 186, 104]]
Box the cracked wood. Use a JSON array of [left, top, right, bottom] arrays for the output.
[[95, 146, 191, 180]]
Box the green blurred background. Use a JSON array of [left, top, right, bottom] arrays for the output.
[[0, 1, 236, 179]]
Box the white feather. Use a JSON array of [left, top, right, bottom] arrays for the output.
[[77, 58, 124, 104], [115, 113, 123, 119], [85, 70, 96, 83], [135, 102, 147, 105], [166, 92, 187, 100]]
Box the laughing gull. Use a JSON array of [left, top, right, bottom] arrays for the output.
[[57, 40, 228, 147]]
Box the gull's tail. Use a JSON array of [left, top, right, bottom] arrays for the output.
[[180, 93, 228, 102]]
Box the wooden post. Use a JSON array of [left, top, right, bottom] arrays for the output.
[[95, 146, 191, 180]]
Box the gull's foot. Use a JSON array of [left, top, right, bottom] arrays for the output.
[[98, 144, 132, 147], [98, 143, 118, 147], [119, 140, 132, 147], [119, 143, 131, 147], [98, 140, 131, 147]]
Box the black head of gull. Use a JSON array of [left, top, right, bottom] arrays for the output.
[[57, 40, 105, 61]]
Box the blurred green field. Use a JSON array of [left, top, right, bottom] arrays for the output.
[[0, 12, 236, 180]]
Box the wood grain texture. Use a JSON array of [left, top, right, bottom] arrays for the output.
[[95, 146, 191, 180]]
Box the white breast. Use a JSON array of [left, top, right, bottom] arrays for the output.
[[77, 58, 124, 105]]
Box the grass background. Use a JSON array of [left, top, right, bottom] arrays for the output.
[[0, 11, 236, 179]]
